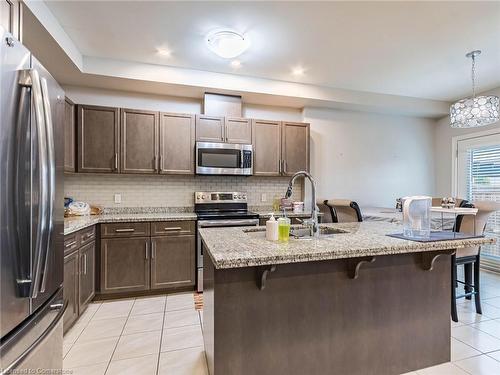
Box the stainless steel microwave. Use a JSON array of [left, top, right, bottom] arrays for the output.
[[196, 142, 253, 175]]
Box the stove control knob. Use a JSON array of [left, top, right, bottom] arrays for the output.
[[242, 194, 247, 200], [202, 195, 206, 200], [196, 194, 202, 200]]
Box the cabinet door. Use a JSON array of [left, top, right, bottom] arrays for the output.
[[159, 113, 195, 174], [121, 108, 158, 174], [195, 115, 224, 142], [225, 117, 252, 144], [79, 242, 95, 313], [281, 122, 310, 175], [63, 251, 79, 333], [252, 119, 281, 176], [100, 237, 150, 294], [151, 235, 195, 289], [77, 105, 119, 173], [64, 98, 76, 172]]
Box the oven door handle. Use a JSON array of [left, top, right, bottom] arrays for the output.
[[198, 219, 259, 227]]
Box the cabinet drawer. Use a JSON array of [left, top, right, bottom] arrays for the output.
[[101, 222, 150, 238], [64, 233, 80, 255], [151, 221, 195, 236], [80, 226, 96, 246]]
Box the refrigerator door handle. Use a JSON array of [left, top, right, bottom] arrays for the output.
[[19, 68, 48, 299], [39, 77, 55, 294]]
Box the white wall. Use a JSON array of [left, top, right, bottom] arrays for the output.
[[303, 107, 436, 207], [434, 87, 500, 196]]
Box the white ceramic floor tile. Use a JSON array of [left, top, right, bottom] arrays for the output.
[[455, 354, 500, 374], [161, 324, 204, 352], [487, 349, 500, 362], [158, 346, 208, 375], [106, 353, 159, 375], [92, 299, 134, 320], [416, 362, 469, 374], [64, 363, 108, 375], [78, 303, 101, 323], [452, 325, 500, 353], [452, 338, 482, 361], [63, 336, 119, 369], [166, 293, 195, 311], [164, 309, 200, 329], [113, 330, 162, 361], [77, 317, 127, 342], [482, 303, 500, 319], [63, 318, 90, 344], [122, 312, 164, 335], [131, 296, 166, 315], [473, 319, 500, 339], [63, 341, 72, 358]]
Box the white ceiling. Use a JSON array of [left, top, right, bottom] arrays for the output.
[[43, 1, 500, 102]]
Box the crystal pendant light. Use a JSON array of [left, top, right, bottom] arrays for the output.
[[450, 50, 499, 128]]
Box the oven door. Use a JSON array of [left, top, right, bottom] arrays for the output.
[[196, 218, 259, 292], [196, 142, 252, 175]]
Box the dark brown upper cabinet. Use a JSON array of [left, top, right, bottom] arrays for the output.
[[159, 113, 195, 174], [77, 105, 119, 173], [281, 122, 310, 175], [252, 119, 282, 176], [195, 115, 225, 142], [120, 108, 159, 174], [225, 117, 252, 144], [64, 98, 76, 172]]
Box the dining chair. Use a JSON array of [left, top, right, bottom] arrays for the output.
[[322, 199, 363, 223], [451, 200, 500, 322]]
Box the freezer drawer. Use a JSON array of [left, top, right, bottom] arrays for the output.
[[1, 288, 65, 374]]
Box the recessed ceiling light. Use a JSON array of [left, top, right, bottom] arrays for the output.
[[157, 48, 171, 57], [292, 66, 305, 76], [206, 30, 250, 59], [231, 60, 241, 68]]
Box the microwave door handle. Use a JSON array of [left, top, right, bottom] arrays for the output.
[[20, 69, 48, 299], [39, 77, 55, 294]]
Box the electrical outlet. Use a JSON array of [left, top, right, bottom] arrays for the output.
[[114, 194, 122, 204], [261, 193, 267, 202]]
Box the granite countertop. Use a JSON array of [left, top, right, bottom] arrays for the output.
[[199, 221, 495, 269], [64, 212, 198, 235], [255, 211, 322, 219]]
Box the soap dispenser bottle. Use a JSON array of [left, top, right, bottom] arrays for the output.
[[266, 213, 279, 241]]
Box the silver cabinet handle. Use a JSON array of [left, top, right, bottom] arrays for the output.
[[65, 240, 77, 248], [163, 227, 182, 231], [152, 241, 156, 259], [114, 153, 118, 171], [159, 155, 163, 172], [283, 160, 287, 174], [84, 253, 87, 275], [145, 242, 149, 260], [279, 159, 282, 174], [115, 228, 135, 233]]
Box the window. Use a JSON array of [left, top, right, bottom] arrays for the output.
[[457, 133, 500, 271]]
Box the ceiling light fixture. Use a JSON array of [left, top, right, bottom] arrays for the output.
[[292, 66, 305, 76], [157, 48, 171, 57], [206, 30, 250, 59], [230, 60, 241, 68], [450, 50, 499, 128]]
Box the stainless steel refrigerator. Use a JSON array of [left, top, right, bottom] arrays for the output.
[[0, 26, 65, 372]]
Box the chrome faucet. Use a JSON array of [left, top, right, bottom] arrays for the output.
[[284, 171, 319, 237]]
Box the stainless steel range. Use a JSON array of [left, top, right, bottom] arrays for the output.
[[195, 192, 259, 292]]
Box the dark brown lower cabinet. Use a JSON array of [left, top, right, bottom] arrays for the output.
[[79, 242, 95, 312], [151, 235, 195, 289], [63, 250, 79, 332], [100, 237, 150, 294]]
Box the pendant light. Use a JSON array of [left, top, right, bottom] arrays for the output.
[[450, 50, 499, 128]]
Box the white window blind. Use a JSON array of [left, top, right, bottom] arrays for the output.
[[466, 145, 500, 262]]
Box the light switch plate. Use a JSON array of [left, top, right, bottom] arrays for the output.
[[261, 193, 267, 202], [114, 194, 122, 204]]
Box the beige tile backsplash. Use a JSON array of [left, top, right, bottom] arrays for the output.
[[64, 174, 302, 209]]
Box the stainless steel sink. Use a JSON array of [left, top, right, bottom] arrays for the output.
[[243, 225, 348, 240]]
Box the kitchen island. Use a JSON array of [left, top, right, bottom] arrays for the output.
[[200, 221, 494, 375]]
